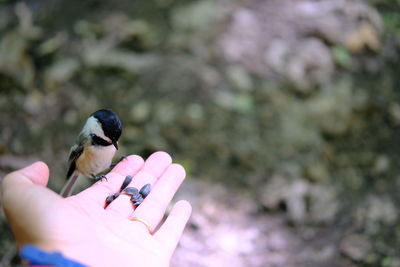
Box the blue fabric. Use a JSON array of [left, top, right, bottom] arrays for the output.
[[20, 245, 87, 267]]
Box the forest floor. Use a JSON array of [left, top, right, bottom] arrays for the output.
[[171, 180, 355, 267]]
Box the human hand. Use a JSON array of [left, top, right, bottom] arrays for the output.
[[1, 152, 192, 267]]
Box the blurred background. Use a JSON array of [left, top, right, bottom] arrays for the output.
[[0, 0, 399, 266]]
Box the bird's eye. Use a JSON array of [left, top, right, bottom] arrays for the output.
[[91, 134, 112, 146]]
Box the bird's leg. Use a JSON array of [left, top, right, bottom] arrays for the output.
[[92, 174, 108, 182], [94, 156, 127, 183], [109, 155, 127, 169]]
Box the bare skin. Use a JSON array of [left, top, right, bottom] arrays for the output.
[[1, 152, 192, 267]]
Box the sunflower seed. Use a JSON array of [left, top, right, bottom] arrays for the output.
[[123, 187, 139, 196], [131, 194, 144, 205], [139, 184, 151, 198], [120, 175, 133, 191], [105, 192, 120, 204], [131, 194, 142, 201]]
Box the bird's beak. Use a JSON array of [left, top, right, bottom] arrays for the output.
[[113, 141, 119, 150]]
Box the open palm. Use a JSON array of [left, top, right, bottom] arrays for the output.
[[1, 152, 191, 267]]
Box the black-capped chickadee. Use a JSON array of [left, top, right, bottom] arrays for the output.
[[60, 109, 123, 197]]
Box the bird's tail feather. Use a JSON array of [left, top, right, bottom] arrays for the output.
[[60, 173, 80, 197]]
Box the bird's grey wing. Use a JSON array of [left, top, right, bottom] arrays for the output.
[[66, 142, 84, 179]]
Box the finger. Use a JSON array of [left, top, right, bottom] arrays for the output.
[[130, 163, 186, 231], [1, 161, 49, 190], [1, 162, 60, 222], [106, 151, 172, 217], [154, 200, 192, 256], [76, 155, 144, 204], [110, 155, 144, 176], [1, 162, 50, 200]]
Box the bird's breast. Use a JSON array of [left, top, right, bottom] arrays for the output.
[[75, 145, 116, 177]]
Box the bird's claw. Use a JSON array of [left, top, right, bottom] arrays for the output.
[[93, 174, 107, 182]]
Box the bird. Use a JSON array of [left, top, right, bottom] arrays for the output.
[[60, 109, 123, 197]]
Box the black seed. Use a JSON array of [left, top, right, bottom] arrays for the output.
[[133, 199, 143, 206], [106, 195, 115, 204], [124, 187, 139, 195], [139, 184, 151, 198], [105, 192, 121, 204], [131, 194, 142, 201], [131, 194, 143, 204], [120, 175, 133, 191]]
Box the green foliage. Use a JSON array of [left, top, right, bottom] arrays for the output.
[[332, 46, 351, 68]]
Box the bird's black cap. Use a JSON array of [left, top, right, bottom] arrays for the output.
[[92, 109, 122, 147]]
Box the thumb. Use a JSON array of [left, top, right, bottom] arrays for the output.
[[1, 162, 58, 247], [19, 161, 49, 186], [2, 161, 49, 187], [1, 161, 49, 202]]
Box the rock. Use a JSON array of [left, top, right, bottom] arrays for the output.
[[308, 185, 338, 223], [340, 234, 371, 261], [219, 0, 383, 88], [285, 179, 309, 223], [354, 195, 398, 234], [259, 175, 288, 210], [266, 38, 334, 91], [260, 176, 338, 223]]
